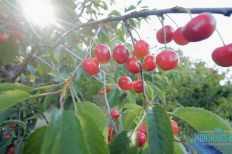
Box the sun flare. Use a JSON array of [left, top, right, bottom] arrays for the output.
[[22, 0, 55, 25]]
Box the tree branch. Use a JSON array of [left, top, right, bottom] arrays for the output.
[[33, 55, 54, 69]]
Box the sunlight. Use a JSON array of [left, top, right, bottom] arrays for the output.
[[22, 0, 55, 25]]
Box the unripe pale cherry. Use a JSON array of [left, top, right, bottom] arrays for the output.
[[83, 58, 100, 75], [94, 44, 111, 64], [170, 120, 179, 135], [113, 45, 130, 64], [111, 110, 119, 119], [156, 25, 174, 44], [173, 27, 189, 45], [118, 77, 132, 90], [156, 51, 179, 71], [137, 132, 146, 147], [143, 55, 156, 71], [134, 40, 149, 58], [132, 80, 146, 93], [126, 58, 141, 74]]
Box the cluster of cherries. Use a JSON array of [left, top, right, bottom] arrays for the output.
[[3, 124, 17, 154], [109, 110, 179, 147], [0, 12, 27, 45]]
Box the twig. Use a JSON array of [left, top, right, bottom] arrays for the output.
[[125, 20, 135, 47], [2, 0, 18, 10], [30, 90, 61, 98], [103, 72, 118, 133], [92, 75, 118, 86], [33, 55, 54, 69], [20, 74, 23, 84]]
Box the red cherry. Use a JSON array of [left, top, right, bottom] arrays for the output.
[[110, 135, 115, 141], [111, 110, 119, 119], [135, 74, 141, 80], [99, 90, 104, 95], [18, 29, 27, 34], [80, 87, 82, 91], [13, 40, 20, 46], [134, 40, 149, 58], [113, 45, 130, 64], [181, 13, 216, 42], [94, 44, 111, 64], [0, 33, 10, 41], [156, 51, 179, 71], [132, 80, 146, 93], [108, 126, 112, 132], [65, 60, 68, 63], [34, 63, 38, 67], [11, 32, 18, 38], [126, 58, 141, 74], [17, 34, 25, 41], [5, 24, 15, 31], [13, 21, 24, 27], [211, 43, 232, 67], [156, 25, 174, 44], [124, 91, 127, 95], [173, 27, 189, 45], [10, 124, 16, 129], [139, 124, 146, 136], [0, 12, 8, 19], [143, 55, 156, 71], [106, 87, 112, 93], [8, 146, 15, 153], [4, 134, 11, 138], [137, 132, 146, 147], [83, 58, 100, 75], [87, 27, 92, 31], [170, 120, 179, 135], [118, 77, 132, 90], [14, 61, 18, 64], [108, 141, 110, 144]]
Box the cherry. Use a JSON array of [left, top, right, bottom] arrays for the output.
[[132, 80, 146, 93], [80, 87, 82, 91], [4, 134, 11, 138], [139, 124, 146, 136], [143, 55, 156, 71], [0, 12, 8, 19], [118, 77, 132, 90], [108, 126, 112, 133], [13, 40, 20, 46], [170, 120, 179, 135], [87, 27, 92, 31], [156, 25, 174, 44], [111, 110, 119, 119], [5, 24, 15, 31], [18, 29, 27, 35], [10, 124, 16, 129], [108, 141, 110, 144], [113, 45, 130, 64], [75, 37, 79, 42], [8, 146, 15, 153], [135, 74, 141, 80], [34, 63, 38, 67], [134, 40, 149, 58], [126, 58, 141, 74], [65, 60, 68, 63], [83, 58, 100, 75], [110, 135, 115, 141], [94, 44, 111, 64], [17, 34, 25, 41], [14, 61, 18, 64], [117, 87, 121, 92], [99, 90, 104, 95], [124, 91, 127, 95], [156, 51, 179, 70], [13, 21, 24, 27], [211, 43, 232, 67], [106, 87, 112, 93], [181, 13, 216, 42], [0, 33, 10, 41], [173, 27, 189, 45], [11, 32, 18, 38], [137, 132, 146, 147]]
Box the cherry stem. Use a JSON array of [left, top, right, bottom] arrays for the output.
[[157, 16, 167, 51], [132, 28, 142, 40], [140, 69, 149, 105], [215, 29, 225, 46], [125, 20, 135, 47], [173, 139, 200, 153], [165, 14, 179, 28], [103, 72, 118, 134], [134, 110, 146, 132], [69, 82, 78, 114], [176, 7, 192, 19]]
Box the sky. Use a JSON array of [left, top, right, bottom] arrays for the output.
[[106, 0, 232, 80]]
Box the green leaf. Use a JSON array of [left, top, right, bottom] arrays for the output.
[[14, 141, 24, 154], [48, 68, 61, 78], [0, 38, 19, 66], [137, 0, 142, 6], [124, 110, 139, 130], [23, 126, 48, 154], [19, 41, 27, 57], [173, 136, 187, 154], [75, 67, 84, 81], [128, 18, 137, 28], [54, 45, 65, 63], [80, 102, 108, 142], [43, 87, 60, 110], [152, 74, 164, 81], [0, 107, 17, 123], [78, 113, 109, 154], [0, 135, 14, 153], [40, 109, 90, 154], [124, 104, 142, 110], [1, 120, 26, 128], [108, 131, 138, 154], [84, 86, 100, 97], [65, 51, 75, 66], [0, 82, 32, 93], [0, 90, 30, 115], [147, 105, 174, 154], [138, 142, 149, 154], [127, 89, 136, 104], [150, 85, 166, 105], [108, 88, 120, 108], [108, 10, 121, 16], [125, 5, 136, 12]]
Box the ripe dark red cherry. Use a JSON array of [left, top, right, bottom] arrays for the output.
[[83, 58, 100, 75], [4, 134, 11, 138], [118, 77, 132, 90], [99, 90, 104, 95], [113, 45, 130, 64], [132, 80, 146, 93], [106, 87, 112, 93], [156, 25, 174, 44], [173, 27, 189, 45], [0, 33, 10, 41], [8, 146, 15, 153], [170, 120, 179, 135], [126, 58, 142, 74], [108, 126, 112, 133], [156, 51, 179, 70], [134, 40, 149, 58], [10, 124, 16, 129], [111, 110, 119, 119], [137, 132, 146, 147], [0, 12, 8, 19], [139, 124, 146, 136], [94, 44, 111, 64], [211, 44, 232, 67], [182, 13, 216, 42], [143, 55, 156, 71], [13, 40, 20, 46]]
